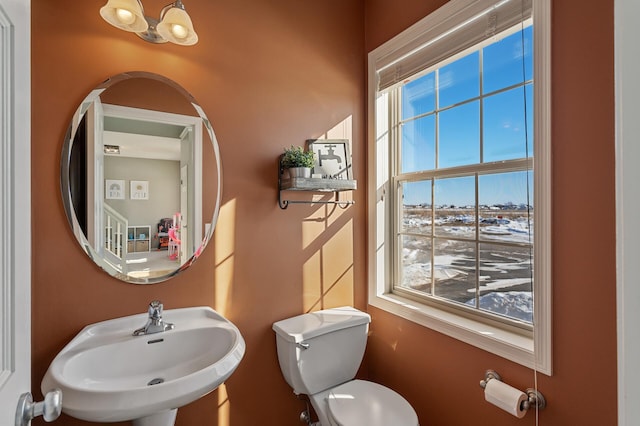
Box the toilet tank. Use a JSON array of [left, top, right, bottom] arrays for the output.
[[272, 306, 371, 396]]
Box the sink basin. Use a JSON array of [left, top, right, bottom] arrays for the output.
[[41, 306, 245, 424]]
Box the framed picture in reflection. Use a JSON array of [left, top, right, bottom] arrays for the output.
[[130, 180, 149, 200], [105, 179, 124, 200]]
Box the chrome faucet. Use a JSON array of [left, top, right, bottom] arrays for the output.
[[133, 300, 175, 336]]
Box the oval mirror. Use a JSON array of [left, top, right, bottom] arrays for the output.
[[61, 71, 222, 284]]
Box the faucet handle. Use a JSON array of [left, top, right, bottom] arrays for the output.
[[148, 300, 163, 318]]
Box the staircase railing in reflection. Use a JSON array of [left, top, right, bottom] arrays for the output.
[[104, 204, 128, 274]]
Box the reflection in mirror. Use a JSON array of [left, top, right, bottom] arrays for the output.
[[61, 72, 222, 284]]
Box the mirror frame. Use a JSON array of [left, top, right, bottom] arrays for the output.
[[60, 71, 222, 284]]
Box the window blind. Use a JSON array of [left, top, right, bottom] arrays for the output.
[[375, 0, 532, 91]]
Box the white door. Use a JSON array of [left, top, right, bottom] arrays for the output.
[[0, 0, 32, 424]]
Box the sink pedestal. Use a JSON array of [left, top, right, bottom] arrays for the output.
[[133, 409, 177, 426]]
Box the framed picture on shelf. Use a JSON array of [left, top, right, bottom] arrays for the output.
[[105, 179, 125, 200], [130, 180, 149, 200], [306, 139, 352, 180]]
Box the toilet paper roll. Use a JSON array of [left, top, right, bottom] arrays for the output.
[[484, 379, 528, 418]]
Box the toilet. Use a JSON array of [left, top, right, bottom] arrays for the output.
[[272, 306, 419, 426]]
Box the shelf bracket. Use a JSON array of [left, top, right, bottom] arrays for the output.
[[278, 191, 354, 209]]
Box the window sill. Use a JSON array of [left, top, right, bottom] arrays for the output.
[[369, 292, 538, 370]]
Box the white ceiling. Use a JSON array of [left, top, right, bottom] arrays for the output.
[[103, 131, 181, 161], [102, 115, 186, 161]]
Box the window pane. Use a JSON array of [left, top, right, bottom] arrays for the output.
[[438, 52, 479, 108], [399, 235, 432, 292], [401, 180, 432, 235], [477, 242, 533, 323], [438, 101, 480, 168], [433, 239, 477, 302], [478, 171, 533, 244], [402, 72, 436, 119], [483, 26, 533, 94], [434, 176, 476, 239], [401, 115, 435, 172], [483, 86, 533, 162]]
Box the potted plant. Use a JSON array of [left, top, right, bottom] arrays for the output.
[[282, 145, 315, 178]]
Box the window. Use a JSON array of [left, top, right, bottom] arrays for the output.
[[367, 0, 551, 373], [397, 26, 534, 327]]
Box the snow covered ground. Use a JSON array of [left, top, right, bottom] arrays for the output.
[[470, 291, 532, 322], [400, 207, 534, 323]]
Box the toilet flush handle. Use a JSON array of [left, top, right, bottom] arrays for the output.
[[297, 342, 310, 350]]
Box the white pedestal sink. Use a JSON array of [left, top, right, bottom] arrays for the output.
[[41, 306, 245, 425]]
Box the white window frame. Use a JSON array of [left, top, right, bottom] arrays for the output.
[[367, 0, 551, 374]]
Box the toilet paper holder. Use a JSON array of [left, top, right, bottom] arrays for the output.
[[479, 370, 546, 411]]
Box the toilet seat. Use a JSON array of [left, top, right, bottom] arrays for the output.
[[325, 380, 418, 426]]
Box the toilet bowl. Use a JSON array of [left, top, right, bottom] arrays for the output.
[[272, 307, 418, 426], [311, 379, 418, 426]]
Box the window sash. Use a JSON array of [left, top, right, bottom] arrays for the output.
[[392, 167, 535, 332]]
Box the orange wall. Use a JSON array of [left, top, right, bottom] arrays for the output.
[[365, 1, 618, 425], [31, 1, 365, 425]]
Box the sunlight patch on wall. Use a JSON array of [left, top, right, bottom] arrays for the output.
[[302, 208, 327, 249], [316, 115, 353, 142], [217, 383, 230, 426], [303, 251, 322, 311], [302, 115, 355, 311], [302, 202, 352, 248], [215, 199, 236, 317], [322, 219, 354, 306], [303, 219, 354, 311]]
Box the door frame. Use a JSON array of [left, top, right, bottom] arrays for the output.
[[616, 0, 640, 424]]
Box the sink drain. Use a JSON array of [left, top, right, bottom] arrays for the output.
[[147, 378, 164, 386]]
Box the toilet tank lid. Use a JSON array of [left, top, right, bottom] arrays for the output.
[[272, 306, 371, 343]]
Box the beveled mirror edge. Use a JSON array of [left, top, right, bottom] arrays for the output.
[[60, 71, 223, 284]]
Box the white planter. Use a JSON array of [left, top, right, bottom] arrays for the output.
[[287, 167, 311, 178]]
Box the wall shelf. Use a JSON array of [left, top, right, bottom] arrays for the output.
[[278, 159, 356, 209], [127, 225, 151, 253]]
